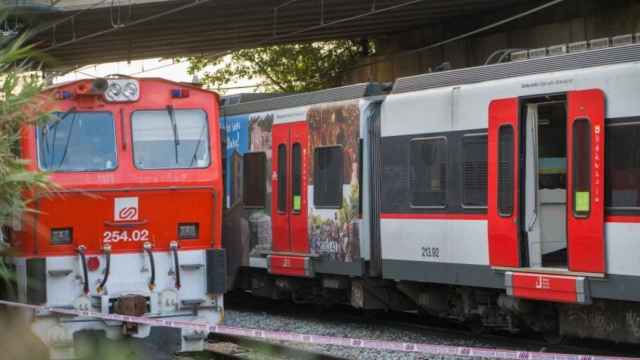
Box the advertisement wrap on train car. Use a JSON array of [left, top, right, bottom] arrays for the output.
[[223, 100, 366, 269]]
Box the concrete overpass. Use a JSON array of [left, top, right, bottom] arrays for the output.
[[6, 0, 543, 70]]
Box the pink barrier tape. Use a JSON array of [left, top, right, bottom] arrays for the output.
[[0, 299, 636, 360]]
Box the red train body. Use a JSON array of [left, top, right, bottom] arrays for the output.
[[8, 77, 225, 358]]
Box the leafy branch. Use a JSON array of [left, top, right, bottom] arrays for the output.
[[186, 39, 373, 93]]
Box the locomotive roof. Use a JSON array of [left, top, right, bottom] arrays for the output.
[[45, 77, 216, 94], [221, 82, 386, 116], [392, 42, 640, 94]]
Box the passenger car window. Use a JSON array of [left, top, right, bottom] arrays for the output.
[[410, 138, 447, 207], [132, 109, 209, 169], [461, 135, 488, 207], [314, 146, 343, 208], [243, 152, 266, 208], [606, 123, 640, 209], [38, 111, 116, 172]]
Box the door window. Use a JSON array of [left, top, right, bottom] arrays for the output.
[[572, 119, 591, 217], [277, 144, 287, 212], [498, 125, 514, 216], [292, 143, 302, 212]]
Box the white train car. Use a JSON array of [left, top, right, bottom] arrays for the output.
[[380, 39, 640, 342]]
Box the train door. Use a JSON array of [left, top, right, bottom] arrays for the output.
[[566, 90, 605, 273], [488, 98, 521, 268], [488, 90, 605, 274], [271, 122, 309, 254]]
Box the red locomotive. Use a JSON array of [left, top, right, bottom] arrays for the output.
[[8, 76, 225, 358]]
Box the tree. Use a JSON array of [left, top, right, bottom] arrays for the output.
[[0, 12, 52, 283], [186, 39, 372, 93]]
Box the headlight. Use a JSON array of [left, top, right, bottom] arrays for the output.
[[178, 223, 199, 240], [104, 79, 140, 102], [106, 82, 122, 99], [123, 82, 138, 100], [51, 228, 72, 245]]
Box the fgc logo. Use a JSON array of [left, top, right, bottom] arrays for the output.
[[114, 197, 139, 222]]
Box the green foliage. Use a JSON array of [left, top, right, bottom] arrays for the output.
[[0, 45, 51, 229], [186, 40, 372, 93], [0, 11, 53, 285]]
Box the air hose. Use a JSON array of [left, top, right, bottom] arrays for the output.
[[77, 245, 89, 294], [170, 241, 181, 289], [144, 242, 156, 291], [97, 244, 111, 293]]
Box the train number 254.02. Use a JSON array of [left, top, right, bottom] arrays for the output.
[[103, 229, 149, 243]]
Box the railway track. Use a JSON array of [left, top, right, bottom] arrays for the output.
[[224, 291, 640, 359], [178, 334, 346, 360], [205, 334, 347, 360], [371, 315, 638, 357]]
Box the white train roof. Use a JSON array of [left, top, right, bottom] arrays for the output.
[[221, 83, 387, 116], [392, 42, 640, 94]]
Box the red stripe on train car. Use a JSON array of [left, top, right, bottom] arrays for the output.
[[506, 272, 589, 304], [605, 215, 640, 223], [267, 255, 313, 277], [380, 213, 487, 220]]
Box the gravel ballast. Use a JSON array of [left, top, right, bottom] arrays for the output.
[[222, 307, 534, 360]]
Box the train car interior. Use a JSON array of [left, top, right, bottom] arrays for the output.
[[522, 96, 568, 269]]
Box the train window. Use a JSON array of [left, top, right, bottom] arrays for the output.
[[277, 144, 287, 212], [606, 123, 640, 209], [572, 119, 591, 217], [314, 146, 343, 208], [37, 111, 117, 172], [243, 152, 266, 208], [131, 109, 210, 170], [409, 137, 447, 207], [292, 143, 302, 212], [461, 134, 488, 207], [498, 126, 514, 216]]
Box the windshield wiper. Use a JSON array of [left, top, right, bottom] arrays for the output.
[[42, 107, 76, 169], [189, 124, 207, 167], [55, 111, 78, 169], [166, 105, 180, 164]]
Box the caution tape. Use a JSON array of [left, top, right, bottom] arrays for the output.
[[0, 299, 636, 360]]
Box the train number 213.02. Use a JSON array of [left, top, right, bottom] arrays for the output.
[[421, 246, 440, 258]]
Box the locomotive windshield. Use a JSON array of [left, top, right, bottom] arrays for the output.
[[37, 111, 117, 172], [131, 108, 210, 169]]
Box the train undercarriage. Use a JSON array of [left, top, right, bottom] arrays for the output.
[[236, 268, 640, 345]]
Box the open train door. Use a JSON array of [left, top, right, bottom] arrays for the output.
[[567, 89, 605, 273], [488, 98, 521, 268]]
